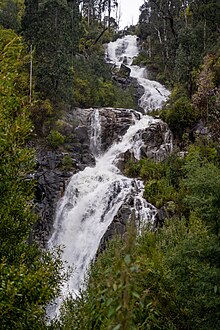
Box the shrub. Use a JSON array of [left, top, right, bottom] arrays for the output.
[[47, 130, 65, 149], [161, 97, 197, 139], [61, 155, 73, 171]]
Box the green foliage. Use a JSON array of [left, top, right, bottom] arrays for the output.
[[61, 154, 73, 171], [72, 55, 136, 109], [161, 96, 198, 139], [0, 251, 63, 329], [29, 98, 54, 136], [192, 53, 220, 137], [138, 0, 220, 143], [47, 129, 65, 149], [125, 155, 185, 210], [0, 27, 62, 329], [174, 26, 203, 92], [0, 0, 24, 32], [22, 0, 80, 103], [183, 150, 220, 236], [144, 177, 177, 209], [157, 215, 220, 330], [58, 216, 220, 330], [125, 143, 220, 227], [138, 0, 220, 87]]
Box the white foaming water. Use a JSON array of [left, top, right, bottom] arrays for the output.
[[48, 35, 170, 319], [106, 35, 170, 112], [48, 115, 159, 319], [90, 109, 102, 157]]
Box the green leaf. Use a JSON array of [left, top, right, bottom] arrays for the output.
[[132, 291, 140, 299], [113, 324, 121, 330]]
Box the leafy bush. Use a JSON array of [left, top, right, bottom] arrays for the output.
[[125, 156, 185, 211], [183, 151, 220, 236], [161, 97, 198, 139], [30, 99, 53, 136], [47, 130, 65, 149], [144, 177, 177, 208], [61, 154, 73, 171]]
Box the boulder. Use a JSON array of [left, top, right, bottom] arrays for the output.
[[119, 63, 131, 77]]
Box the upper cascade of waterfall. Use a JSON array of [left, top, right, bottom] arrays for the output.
[[106, 35, 170, 112]]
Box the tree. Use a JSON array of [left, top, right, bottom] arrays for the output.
[[22, 0, 80, 103], [162, 96, 197, 139], [0, 0, 25, 32], [137, 0, 220, 85], [0, 27, 62, 329]]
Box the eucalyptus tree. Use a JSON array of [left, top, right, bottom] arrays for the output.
[[138, 0, 185, 70], [80, 0, 118, 27], [138, 0, 220, 89], [22, 0, 80, 103]]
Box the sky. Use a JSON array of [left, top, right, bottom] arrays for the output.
[[118, 0, 145, 29]]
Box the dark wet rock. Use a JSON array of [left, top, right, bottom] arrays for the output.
[[33, 148, 72, 246], [155, 201, 176, 227], [75, 126, 89, 144], [98, 198, 133, 253], [190, 120, 209, 140], [116, 119, 172, 172], [139, 121, 173, 161], [98, 108, 139, 150], [119, 63, 131, 77]]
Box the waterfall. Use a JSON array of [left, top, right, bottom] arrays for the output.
[[47, 35, 170, 319], [106, 35, 170, 112], [90, 109, 102, 157]]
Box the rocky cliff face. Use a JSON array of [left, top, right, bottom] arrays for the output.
[[34, 107, 172, 246]]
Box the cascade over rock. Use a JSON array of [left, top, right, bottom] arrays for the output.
[[34, 107, 171, 246]]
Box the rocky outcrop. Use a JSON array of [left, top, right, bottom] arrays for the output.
[[34, 107, 172, 246], [119, 63, 131, 77], [116, 119, 173, 172], [70, 107, 141, 152], [139, 120, 173, 160], [33, 148, 71, 246]]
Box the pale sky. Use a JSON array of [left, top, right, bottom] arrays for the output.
[[119, 0, 145, 29]]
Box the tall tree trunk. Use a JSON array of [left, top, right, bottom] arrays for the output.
[[203, 18, 207, 51], [108, 0, 111, 29], [182, 0, 188, 27], [163, 19, 169, 59], [29, 44, 33, 104]]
